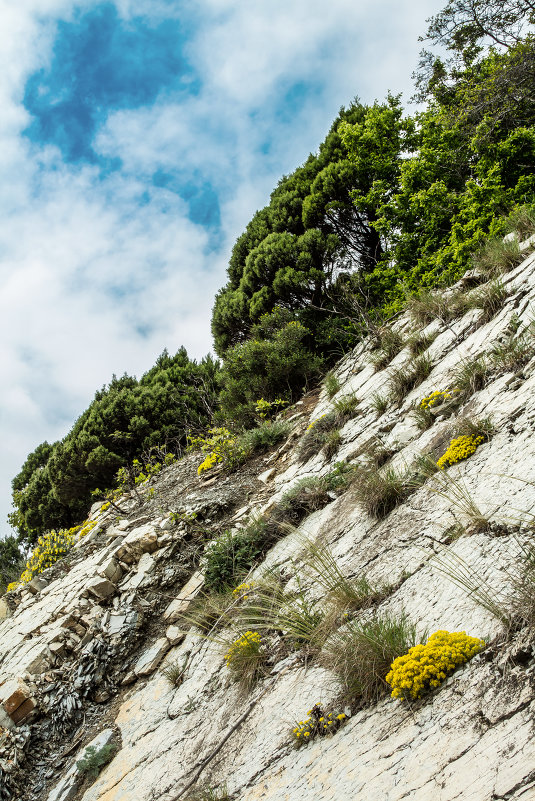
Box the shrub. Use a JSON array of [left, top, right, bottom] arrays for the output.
[[190, 428, 249, 476], [203, 528, 265, 593], [239, 420, 290, 455], [224, 630, 266, 690], [76, 743, 117, 780], [320, 614, 419, 704], [10, 526, 81, 589], [386, 630, 485, 700], [436, 434, 485, 469], [291, 703, 347, 747], [218, 318, 324, 427]]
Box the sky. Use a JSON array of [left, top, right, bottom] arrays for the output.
[[0, 0, 444, 535]]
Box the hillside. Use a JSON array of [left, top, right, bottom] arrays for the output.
[[0, 233, 534, 800]]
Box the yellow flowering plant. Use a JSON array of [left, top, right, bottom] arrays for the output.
[[386, 630, 485, 700], [291, 703, 347, 747], [420, 389, 459, 411], [437, 434, 484, 469], [190, 428, 249, 476], [224, 631, 266, 690]]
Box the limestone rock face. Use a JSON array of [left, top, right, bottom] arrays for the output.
[[2, 247, 535, 800]]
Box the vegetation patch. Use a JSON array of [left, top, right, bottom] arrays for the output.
[[437, 434, 485, 469], [320, 614, 419, 705], [386, 630, 485, 700], [291, 703, 347, 747]]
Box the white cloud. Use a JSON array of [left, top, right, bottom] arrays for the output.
[[0, 0, 444, 533]]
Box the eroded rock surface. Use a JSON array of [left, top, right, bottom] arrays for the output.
[[1, 249, 535, 800]]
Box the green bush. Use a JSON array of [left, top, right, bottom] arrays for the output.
[[203, 528, 266, 593], [218, 315, 323, 427], [239, 420, 291, 455], [76, 743, 117, 781]]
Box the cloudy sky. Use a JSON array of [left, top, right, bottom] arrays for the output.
[[0, 0, 444, 534]]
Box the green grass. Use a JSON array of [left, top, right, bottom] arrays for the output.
[[319, 614, 420, 704], [472, 236, 524, 275], [324, 372, 341, 398], [352, 464, 409, 519], [388, 354, 433, 406]]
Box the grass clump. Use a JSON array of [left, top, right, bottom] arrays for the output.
[[300, 537, 390, 620], [468, 279, 508, 323], [320, 614, 419, 705], [299, 396, 358, 462], [324, 372, 341, 398], [370, 392, 389, 416], [239, 419, 290, 454], [450, 355, 488, 400], [406, 288, 468, 326], [161, 655, 189, 687], [369, 329, 405, 371], [489, 333, 535, 373], [184, 786, 231, 801], [387, 354, 433, 406], [386, 630, 485, 700], [352, 464, 409, 519], [224, 630, 267, 691], [472, 236, 524, 275], [407, 330, 437, 357]]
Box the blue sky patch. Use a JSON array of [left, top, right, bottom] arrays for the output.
[[23, 2, 198, 164]]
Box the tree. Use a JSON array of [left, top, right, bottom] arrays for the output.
[[212, 100, 407, 358]]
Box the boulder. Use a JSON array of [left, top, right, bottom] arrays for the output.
[[86, 577, 116, 600]]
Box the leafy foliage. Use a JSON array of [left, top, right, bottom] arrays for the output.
[[11, 349, 219, 542]]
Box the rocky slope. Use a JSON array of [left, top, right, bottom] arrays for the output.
[[2, 241, 535, 801]]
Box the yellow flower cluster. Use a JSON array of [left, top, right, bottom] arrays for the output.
[[232, 581, 255, 598], [197, 452, 219, 475], [386, 630, 485, 700], [224, 631, 262, 668], [7, 517, 99, 591], [307, 414, 326, 431], [437, 434, 484, 469], [291, 703, 347, 747], [191, 427, 247, 475], [78, 520, 97, 538], [420, 389, 458, 411], [18, 527, 78, 587]]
